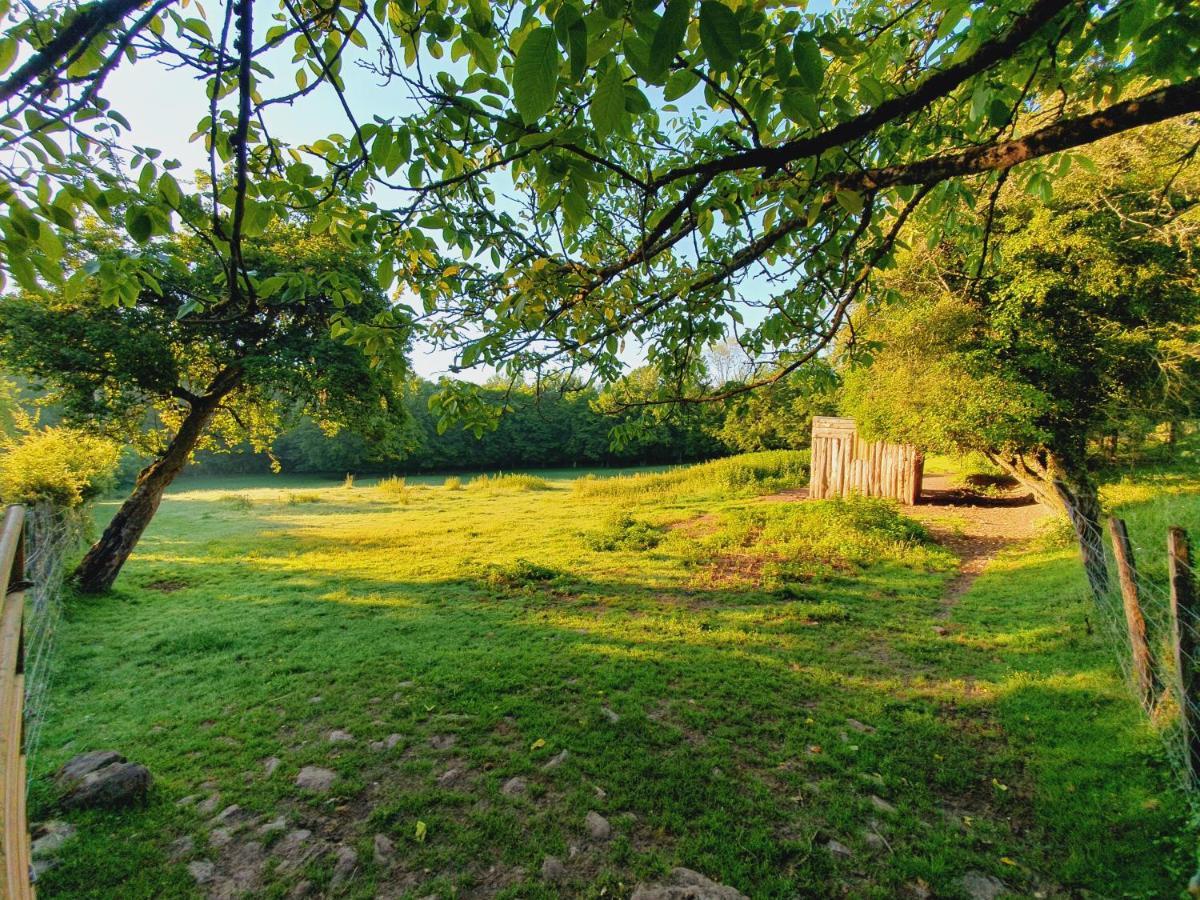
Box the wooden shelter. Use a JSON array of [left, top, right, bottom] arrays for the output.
[[809, 416, 923, 505]]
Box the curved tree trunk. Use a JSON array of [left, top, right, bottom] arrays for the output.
[[74, 375, 238, 593], [986, 450, 1109, 600]]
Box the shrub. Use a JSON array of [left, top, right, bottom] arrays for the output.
[[376, 475, 412, 500], [0, 426, 120, 507], [443, 476, 462, 490], [467, 472, 552, 492], [219, 493, 254, 510], [286, 491, 322, 505], [584, 512, 664, 551], [481, 558, 560, 589]]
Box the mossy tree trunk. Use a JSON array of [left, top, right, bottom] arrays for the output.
[[73, 370, 240, 594]]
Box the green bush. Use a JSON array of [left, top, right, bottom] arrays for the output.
[[584, 512, 664, 551], [0, 426, 119, 507]]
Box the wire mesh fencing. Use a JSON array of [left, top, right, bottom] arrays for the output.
[[20, 502, 88, 775], [1075, 502, 1200, 796]]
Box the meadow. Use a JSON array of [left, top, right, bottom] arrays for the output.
[[29, 452, 1194, 898]]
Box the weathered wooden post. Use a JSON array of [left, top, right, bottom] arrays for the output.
[[1108, 517, 1159, 709], [1168, 526, 1200, 784]]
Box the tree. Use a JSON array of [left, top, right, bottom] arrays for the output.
[[716, 360, 838, 452], [0, 223, 411, 592], [0, 0, 1197, 417], [841, 121, 1200, 596]]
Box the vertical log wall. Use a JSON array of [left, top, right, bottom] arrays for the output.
[[809, 416, 923, 505]]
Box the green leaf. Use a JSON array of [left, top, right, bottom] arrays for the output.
[[835, 189, 864, 215], [513, 27, 561, 125], [791, 32, 823, 93], [554, 4, 588, 82], [698, 1, 740, 71], [125, 207, 153, 242], [664, 68, 700, 101], [649, 0, 692, 79], [590, 65, 626, 139]]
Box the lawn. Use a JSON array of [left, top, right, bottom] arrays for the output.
[[30, 453, 1194, 898]]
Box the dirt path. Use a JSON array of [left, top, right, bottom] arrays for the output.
[[901, 473, 1052, 614], [761, 473, 1052, 614]]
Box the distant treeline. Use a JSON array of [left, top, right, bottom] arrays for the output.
[[185, 379, 739, 476]]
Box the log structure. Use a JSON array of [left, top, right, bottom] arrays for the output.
[[809, 416, 923, 505]]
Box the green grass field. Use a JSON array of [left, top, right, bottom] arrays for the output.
[[29, 453, 1195, 898]]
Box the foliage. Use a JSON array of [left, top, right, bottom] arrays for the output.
[[442, 476, 462, 490], [716, 361, 840, 452], [583, 512, 664, 551], [1, 0, 1196, 423], [375, 475, 413, 501], [467, 472, 552, 492], [0, 424, 119, 507]]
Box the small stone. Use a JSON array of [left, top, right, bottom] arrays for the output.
[[168, 835, 194, 861], [197, 793, 221, 815], [377, 733, 402, 750], [956, 872, 1008, 900], [437, 767, 463, 788], [295, 766, 336, 793], [31, 821, 76, 858], [600, 706, 620, 723], [541, 855, 567, 882], [430, 734, 457, 750], [60, 761, 152, 810], [631, 867, 748, 900], [291, 881, 313, 898], [542, 749, 569, 771], [330, 845, 358, 887], [863, 831, 887, 851], [258, 816, 287, 836], [859, 772, 886, 787], [825, 839, 852, 859], [933, 626, 949, 636], [176, 794, 200, 807], [55, 751, 125, 787], [500, 776, 527, 796], [273, 829, 316, 875], [373, 833, 394, 866], [568, 844, 580, 859], [188, 860, 216, 885], [846, 718, 876, 734], [327, 730, 354, 744], [309, 695, 322, 704], [212, 804, 245, 825], [585, 811, 611, 841], [209, 827, 234, 849], [869, 795, 898, 816], [593, 785, 607, 800], [263, 757, 281, 777]]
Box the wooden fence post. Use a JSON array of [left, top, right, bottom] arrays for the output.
[[1109, 517, 1159, 709], [1168, 526, 1200, 784]]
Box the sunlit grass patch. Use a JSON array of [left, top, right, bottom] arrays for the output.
[[375, 475, 414, 501], [467, 472, 553, 492], [583, 512, 664, 551], [285, 491, 323, 505], [573, 450, 810, 501]]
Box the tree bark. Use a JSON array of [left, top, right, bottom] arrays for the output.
[[73, 372, 239, 593]]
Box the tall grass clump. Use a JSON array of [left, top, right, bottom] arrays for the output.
[[376, 475, 413, 501], [443, 476, 462, 490], [343, 473, 355, 489], [219, 493, 254, 510], [574, 450, 810, 501], [286, 491, 323, 505], [467, 472, 552, 492]]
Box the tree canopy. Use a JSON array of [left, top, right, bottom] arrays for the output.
[[1, 0, 1197, 413]]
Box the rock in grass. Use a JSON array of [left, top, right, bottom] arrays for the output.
[[197, 793, 221, 815], [188, 860, 216, 885], [55, 751, 124, 787], [295, 766, 336, 793], [600, 706, 620, 724], [541, 855, 567, 882], [31, 821, 76, 858], [584, 811, 611, 841], [60, 761, 151, 809], [370, 733, 403, 751], [825, 839, 852, 859], [373, 833, 394, 866], [168, 835, 195, 861], [869, 794, 897, 816], [631, 867, 748, 899], [542, 750, 569, 771], [955, 872, 1008, 900], [258, 816, 288, 836], [330, 845, 358, 887], [437, 767, 463, 788], [263, 757, 281, 777], [500, 776, 527, 796], [327, 729, 354, 744]]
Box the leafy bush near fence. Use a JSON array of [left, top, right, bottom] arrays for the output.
[[0, 426, 120, 507]]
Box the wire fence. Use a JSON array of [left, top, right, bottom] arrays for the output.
[[1071, 501, 1200, 797], [20, 502, 88, 776]]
